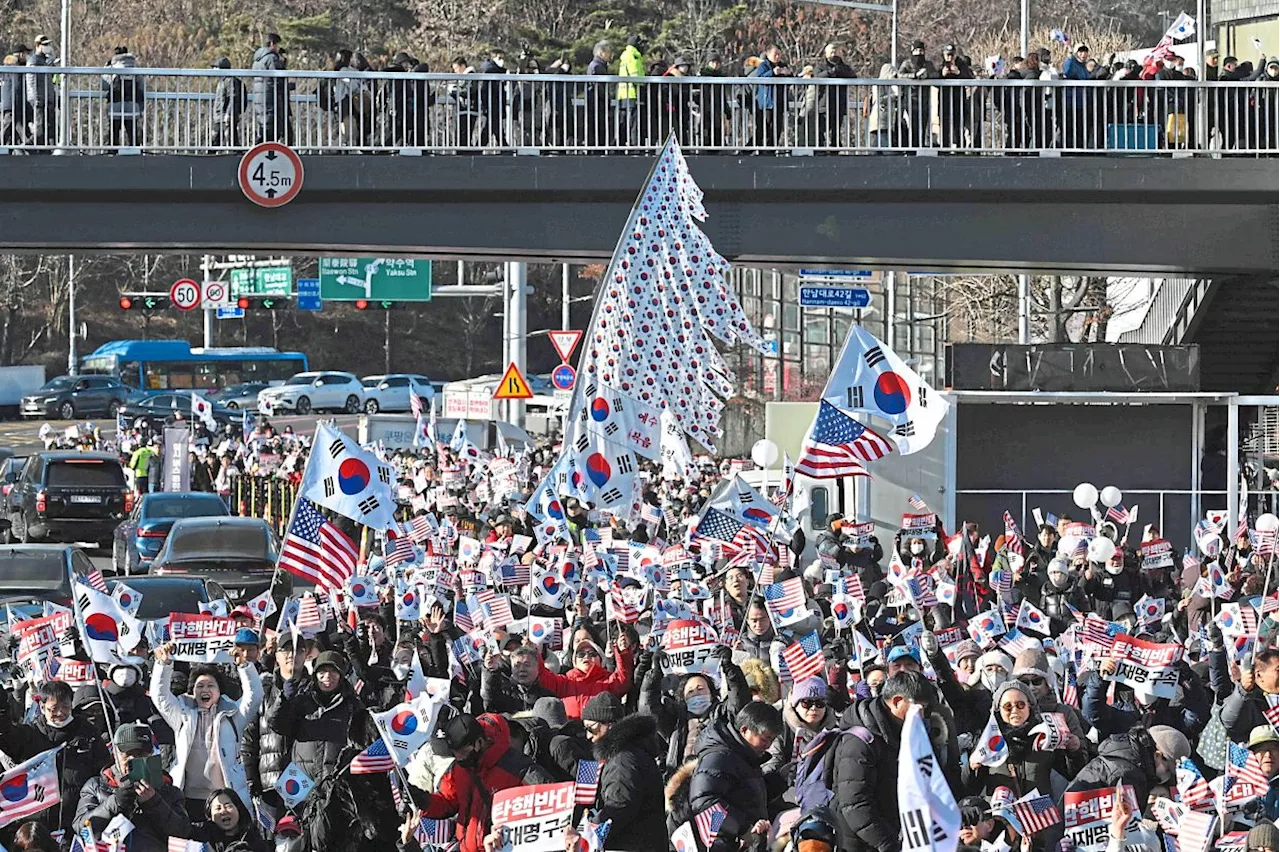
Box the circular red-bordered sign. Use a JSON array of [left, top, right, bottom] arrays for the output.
[[237, 142, 304, 208], [170, 278, 201, 311]]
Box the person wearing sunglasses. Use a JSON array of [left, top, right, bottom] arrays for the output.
[[964, 680, 1080, 799], [1010, 646, 1090, 756], [765, 677, 839, 786], [535, 633, 636, 720]]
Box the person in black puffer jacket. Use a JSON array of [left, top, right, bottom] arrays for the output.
[[1039, 559, 1089, 636], [1066, 724, 1190, 809], [74, 658, 177, 766], [190, 788, 271, 852], [640, 644, 752, 778], [0, 680, 112, 842], [577, 695, 666, 852], [688, 702, 784, 852], [242, 640, 305, 822]]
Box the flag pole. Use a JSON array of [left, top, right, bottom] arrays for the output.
[[65, 567, 119, 739], [264, 420, 329, 618]]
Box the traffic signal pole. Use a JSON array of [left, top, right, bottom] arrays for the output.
[[202, 255, 215, 348], [506, 261, 528, 428]]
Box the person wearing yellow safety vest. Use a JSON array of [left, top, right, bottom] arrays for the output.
[[616, 35, 643, 146]]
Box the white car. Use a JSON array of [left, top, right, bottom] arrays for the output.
[[361, 374, 435, 414], [256, 372, 371, 416]]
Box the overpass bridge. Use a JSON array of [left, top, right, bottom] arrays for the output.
[[0, 69, 1275, 274]]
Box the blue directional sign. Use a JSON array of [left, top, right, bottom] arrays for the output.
[[551, 363, 577, 391], [296, 277, 322, 312], [799, 286, 871, 309], [798, 268, 876, 279], [216, 306, 245, 320]]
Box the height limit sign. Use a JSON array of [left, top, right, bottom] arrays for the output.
[[238, 142, 304, 208]]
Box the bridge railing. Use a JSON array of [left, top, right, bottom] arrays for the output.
[[0, 67, 1276, 155]]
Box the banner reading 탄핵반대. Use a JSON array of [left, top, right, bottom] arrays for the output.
[[167, 613, 238, 663], [1063, 785, 1141, 852], [490, 782, 576, 852], [659, 618, 721, 677], [1105, 633, 1182, 699]]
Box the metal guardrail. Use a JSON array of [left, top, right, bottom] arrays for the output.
[[0, 67, 1276, 155]]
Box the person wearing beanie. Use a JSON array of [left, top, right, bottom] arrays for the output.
[[420, 714, 555, 852], [531, 696, 568, 729], [150, 643, 262, 816], [765, 677, 839, 785], [1067, 724, 1188, 807], [73, 722, 191, 852], [1085, 649, 1211, 740], [569, 695, 666, 852], [535, 630, 635, 719], [1248, 821, 1278, 852], [1011, 645, 1090, 753]]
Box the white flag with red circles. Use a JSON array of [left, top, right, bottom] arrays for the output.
[[300, 422, 397, 532], [573, 380, 663, 460], [191, 391, 218, 430], [570, 138, 767, 455]]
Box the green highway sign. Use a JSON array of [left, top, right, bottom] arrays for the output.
[[229, 265, 292, 297], [319, 258, 432, 301]]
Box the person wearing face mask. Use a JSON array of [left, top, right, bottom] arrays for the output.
[[0, 680, 112, 840], [1083, 654, 1210, 740], [23, 35, 55, 150], [896, 40, 938, 148], [75, 658, 174, 759], [766, 677, 839, 784], [1067, 723, 1190, 808], [641, 644, 749, 777], [241, 638, 310, 828], [1039, 558, 1089, 636], [191, 788, 270, 852], [151, 644, 263, 816], [1083, 546, 1138, 621], [421, 714, 555, 852]]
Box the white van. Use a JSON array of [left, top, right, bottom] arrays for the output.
[[736, 469, 858, 565]]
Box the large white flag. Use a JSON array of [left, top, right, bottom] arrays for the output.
[[659, 409, 695, 480], [191, 391, 219, 430], [300, 422, 397, 532], [372, 693, 444, 766], [74, 581, 143, 663], [823, 326, 949, 455], [898, 703, 961, 852]]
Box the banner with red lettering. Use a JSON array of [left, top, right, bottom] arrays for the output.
[[1140, 538, 1175, 571], [1063, 785, 1141, 852], [1106, 633, 1182, 699], [168, 613, 238, 663], [491, 783, 576, 852], [13, 611, 74, 666], [659, 618, 721, 677]]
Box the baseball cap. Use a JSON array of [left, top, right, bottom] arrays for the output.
[[1075, 43, 1089, 52], [444, 714, 484, 750], [887, 646, 921, 664], [234, 627, 259, 645], [1247, 724, 1278, 749], [35, 35, 51, 46]]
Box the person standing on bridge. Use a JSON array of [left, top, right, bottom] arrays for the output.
[[24, 35, 55, 151], [1, 44, 30, 147], [251, 33, 291, 145], [210, 56, 247, 150], [897, 39, 938, 148], [103, 46, 145, 148]]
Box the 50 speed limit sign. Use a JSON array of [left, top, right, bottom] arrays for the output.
[[238, 142, 304, 208], [170, 279, 201, 311]]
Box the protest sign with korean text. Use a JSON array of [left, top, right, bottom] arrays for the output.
[[491, 783, 576, 852], [167, 613, 238, 663], [1062, 785, 1140, 852], [1105, 633, 1182, 699], [659, 619, 722, 678]]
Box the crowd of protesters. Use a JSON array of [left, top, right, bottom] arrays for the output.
[[0, 418, 1276, 852], [1, 32, 1276, 151]]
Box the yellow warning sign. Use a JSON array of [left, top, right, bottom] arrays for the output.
[[492, 363, 534, 400]]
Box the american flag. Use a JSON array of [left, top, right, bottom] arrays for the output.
[[846, 573, 867, 603], [350, 739, 397, 774], [754, 563, 775, 587], [414, 818, 455, 848], [1234, 515, 1249, 543], [909, 493, 929, 511], [1105, 504, 1131, 525], [575, 760, 602, 805], [1261, 593, 1279, 615], [731, 523, 773, 559], [1011, 795, 1061, 834], [1176, 757, 1214, 808], [481, 594, 515, 630], [905, 575, 937, 607], [763, 578, 805, 620], [387, 769, 405, 813], [608, 583, 641, 624], [781, 631, 826, 681], [1178, 811, 1217, 852], [385, 535, 417, 569], [694, 803, 727, 849], [454, 596, 476, 633], [1183, 552, 1201, 572], [1225, 742, 1269, 790], [1082, 615, 1116, 648], [409, 390, 427, 420], [498, 560, 531, 587], [295, 595, 322, 631], [1003, 512, 1025, 559], [408, 514, 436, 544], [691, 508, 745, 547], [1251, 528, 1277, 557], [166, 841, 207, 852], [640, 504, 662, 527], [278, 498, 359, 592], [1060, 665, 1079, 709], [794, 402, 891, 479], [86, 569, 108, 593]]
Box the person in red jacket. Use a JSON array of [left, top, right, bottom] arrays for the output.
[[419, 713, 554, 852], [537, 633, 635, 719]]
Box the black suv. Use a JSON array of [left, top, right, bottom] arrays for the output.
[[6, 452, 132, 547], [21, 375, 132, 420]]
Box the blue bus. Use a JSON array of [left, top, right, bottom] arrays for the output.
[[80, 340, 309, 395]]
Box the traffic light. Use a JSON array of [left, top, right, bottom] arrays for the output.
[[119, 296, 168, 310], [354, 299, 395, 310], [238, 297, 289, 310]]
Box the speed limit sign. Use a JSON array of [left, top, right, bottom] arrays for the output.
[[170, 279, 201, 311], [201, 280, 231, 309]]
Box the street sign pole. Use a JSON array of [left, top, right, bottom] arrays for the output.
[[202, 255, 215, 347], [507, 261, 528, 427]]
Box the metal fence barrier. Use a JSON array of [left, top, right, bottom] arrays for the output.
[[228, 474, 298, 536], [0, 67, 1275, 155]]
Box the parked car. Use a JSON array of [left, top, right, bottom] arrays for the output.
[[149, 516, 289, 604], [119, 392, 237, 431], [0, 544, 100, 608], [212, 381, 269, 410], [112, 491, 231, 575], [21, 375, 132, 420], [106, 575, 230, 620], [7, 452, 132, 546], [360, 374, 434, 414], [257, 371, 367, 416]]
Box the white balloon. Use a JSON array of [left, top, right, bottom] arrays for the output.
[[1058, 535, 1081, 558], [1073, 482, 1099, 510], [1256, 513, 1280, 532], [1087, 536, 1116, 563], [750, 439, 779, 469], [1099, 486, 1124, 509]]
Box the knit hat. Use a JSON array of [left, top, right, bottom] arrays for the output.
[[1247, 822, 1278, 852], [954, 640, 983, 664], [790, 677, 828, 706], [443, 714, 485, 750], [977, 650, 1014, 675], [314, 650, 348, 676], [581, 692, 625, 724], [113, 721, 154, 755], [532, 697, 568, 729], [991, 680, 1039, 717], [1012, 646, 1051, 681], [1148, 725, 1192, 763]]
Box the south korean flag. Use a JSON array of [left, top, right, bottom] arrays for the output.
[[301, 422, 397, 532], [564, 426, 638, 514], [576, 381, 662, 460], [191, 391, 219, 430]]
